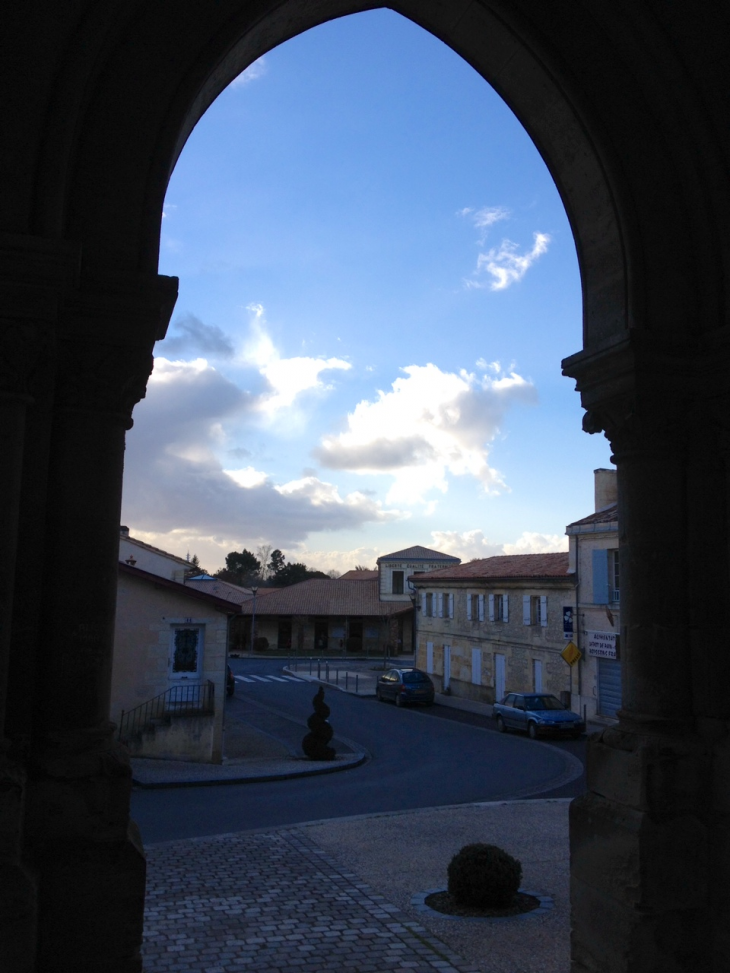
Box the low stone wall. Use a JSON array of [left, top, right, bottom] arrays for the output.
[[131, 714, 218, 763]]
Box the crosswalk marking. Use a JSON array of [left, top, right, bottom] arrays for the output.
[[233, 674, 305, 685]]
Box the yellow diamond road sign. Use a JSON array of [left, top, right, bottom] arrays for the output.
[[562, 641, 582, 666]]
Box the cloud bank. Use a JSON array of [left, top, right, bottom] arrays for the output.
[[313, 361, 536, 504]]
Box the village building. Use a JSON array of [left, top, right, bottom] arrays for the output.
[[566, 468, 620, 721], [411, 554, 576, 704]]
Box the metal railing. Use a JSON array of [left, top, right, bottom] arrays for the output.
[[118, 680, 214, 745]]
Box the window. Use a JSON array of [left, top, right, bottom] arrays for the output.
[[592, 549, 619, 604], [489, 593, 508, 622], [392, 570, 404, 594], [425, 592, 433, 617], [441, 592, 453, 618], [523, 595, 548, 627], [467, 593, 485, 621]]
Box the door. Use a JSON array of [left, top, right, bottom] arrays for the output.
[[169, 625, 203, 682], [598, 658, 622, 717], [533, 659, 543, 693], [494, 653, 506, 701], [472, 648, 482, 685], [443, 645, 451, 691]]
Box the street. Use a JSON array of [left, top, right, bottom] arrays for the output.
[[131, 657, 585, 843]]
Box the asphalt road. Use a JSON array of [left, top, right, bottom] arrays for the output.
[[131, 657, 586, 844]]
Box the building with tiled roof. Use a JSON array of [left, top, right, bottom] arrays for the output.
[[375, 545, 461, 604], [339, 569, 378, 580], [233, 577, 412, 654]]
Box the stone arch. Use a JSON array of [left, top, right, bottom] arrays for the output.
[[2, 3, 730, 972]]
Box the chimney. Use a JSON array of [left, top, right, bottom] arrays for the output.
[[594, 468, 617, 512], [120, 525, 130, 537]]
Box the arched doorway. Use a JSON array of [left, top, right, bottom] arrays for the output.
[[1, 3, 728, 971]]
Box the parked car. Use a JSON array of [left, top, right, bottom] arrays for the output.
[[493, 693, 584, 739], [226, 665, 235, 697], [376, 667, 435, 707]]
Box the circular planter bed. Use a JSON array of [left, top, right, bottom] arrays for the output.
[[411, 888, 553, 922]]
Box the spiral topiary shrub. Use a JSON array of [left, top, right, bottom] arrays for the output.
[[447, 843, 522, 908]]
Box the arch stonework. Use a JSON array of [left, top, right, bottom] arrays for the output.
[[0, 3, 728, 971]]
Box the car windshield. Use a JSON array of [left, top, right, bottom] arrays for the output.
[[524, 695, 565, 711], [402, 671, 429, 683]]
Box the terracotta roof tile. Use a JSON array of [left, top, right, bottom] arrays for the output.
[[235, 578, 409, 617], [377, 545, 460, 562], [566, 503, 618, 528], [339, 570, 378, 580], [411, 552, 570, 582]]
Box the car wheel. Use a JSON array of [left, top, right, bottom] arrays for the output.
[[376, 688, 383, 702], [496, 715, 505, 733], [395, 693, 404, 707], [528, 721, 538, 740]]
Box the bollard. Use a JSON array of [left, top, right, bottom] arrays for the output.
[[326, 662, 329, 682], [336, 669, 339, 686], [309, 657, 313, 675], [346, 671, 349, 690], [356, 673, 359, 694], [317, 660, 321, 679]]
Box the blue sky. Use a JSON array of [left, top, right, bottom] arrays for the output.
[[121, 10, 612, 574]]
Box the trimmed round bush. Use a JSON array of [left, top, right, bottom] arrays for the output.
[[447, 843, 522, 908]]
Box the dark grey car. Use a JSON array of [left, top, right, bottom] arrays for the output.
[[376, 667, 435, 707], [493, 693, 584, 739]]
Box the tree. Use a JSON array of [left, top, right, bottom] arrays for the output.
[[272, 561, 331, 587], [354, 564, 374, 572], [256, 544, 273, 580], [269, 549, 286, 577], [185, 553, 207, 578], [215, 549, 261, 586]]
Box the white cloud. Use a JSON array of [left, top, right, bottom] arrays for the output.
[[467, 232, 551, 291], [160, 313, 235, 360], [231, 56, 268, 88], [313, 361, 536, 504], [242, 303, 351, 416], [123, 355, 400, 557], [429, 528, 567, 561]]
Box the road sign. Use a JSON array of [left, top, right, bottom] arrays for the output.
[[561, 641, 582, 666]]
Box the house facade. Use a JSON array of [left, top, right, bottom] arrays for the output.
[[376, 546, 460, 603], [111, 535, 239, 763], [567, 468, 620, 721], [412, 554, 576, 704]]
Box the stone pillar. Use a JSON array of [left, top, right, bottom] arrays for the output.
[[563, 336, 719, 972], [0, 234, 80, 973], [23, 272, 177, 973]]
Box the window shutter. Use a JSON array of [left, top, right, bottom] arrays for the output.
[[472, 648, 482, 685], [449, 593, 454, 618], [592, 549, 610, 604], [504, 594, 509, 623], [466, 594, 472, 620], [488, 594, 495, 622], [426, 641, 434, 673], [438, 594, 443, 618], [540, 595, 548, 627], [523, 595, 531, 625], [478, 594, 485, 621]]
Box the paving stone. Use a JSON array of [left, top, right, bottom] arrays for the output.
[[141, 827, 481, 973]]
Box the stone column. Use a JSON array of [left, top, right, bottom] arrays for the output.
[[0, 234, 80, 973], [24, 272, 177, 973], [563, 336, 716, 972]]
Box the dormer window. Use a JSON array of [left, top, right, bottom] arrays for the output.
[[392, 570, 404, 594]]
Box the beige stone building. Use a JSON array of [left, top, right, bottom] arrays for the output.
[[412, 554, 576, 704], [376, 546, 460, 603], [111, 541, 240, 763], [566, 469, 620, 721]]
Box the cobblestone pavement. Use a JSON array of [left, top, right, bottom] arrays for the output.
[[143, 828, 481, 973]]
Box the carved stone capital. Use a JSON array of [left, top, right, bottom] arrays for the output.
[[55, 337, 154, 426], [55, 271, 178, 424]]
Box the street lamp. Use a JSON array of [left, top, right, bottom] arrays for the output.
[[251, 586, 258, 654]]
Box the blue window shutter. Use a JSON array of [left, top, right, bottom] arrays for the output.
[[504, 594, 509, 623], [466, 594, 472, 620], [523, 595, 531, 625], [540, 595, 548, 627], [592, 549, 610, 604]]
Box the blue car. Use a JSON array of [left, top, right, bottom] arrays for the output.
[[376, 667, 435, 707], [493, 693, 584, 739]]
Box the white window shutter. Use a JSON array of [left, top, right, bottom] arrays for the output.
[[449, 593, 454, 618], [478, 594, 485, 621], [466, 594, 472, 620], [523, 595, 531, 625], [504, 594, 509, 623], [540, 595, 548, 626], [488, 594, 495, 622], [438, 594, 443, 618]]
